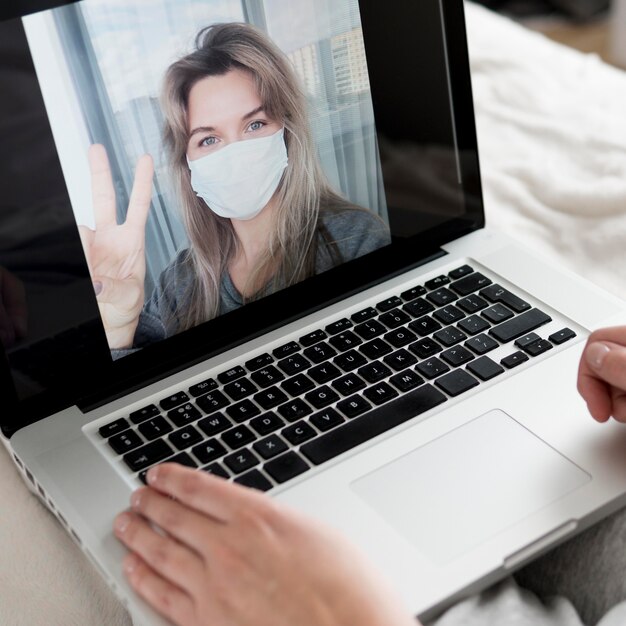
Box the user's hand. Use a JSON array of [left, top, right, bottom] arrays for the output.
[[114, 464, 418, 626], [578, 326, 626, 422], [0, 266, 27, 348], [79, 144, 153, 349]]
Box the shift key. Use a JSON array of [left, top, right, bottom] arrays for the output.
[[489, 309, 552, 343]]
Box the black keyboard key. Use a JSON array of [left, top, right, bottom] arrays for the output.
[[354, 320, 386, 340], [433, 326, 467, 347], [251, 365, 285, 389], [389, 369, 424, 392], [364, 381, 398, 405], [224, 378, 258, 402], [379, 309, 411, 329], [501, 351, 529, 369], [99, 418, 130, 439], [277, 399, 313, 422], [359, 339, 393, 361], [129, 404, 160, 425], [465, 333, 499, 355], [196, 390, 230, 415], [217, 366, 246, 385], [332, 372, 367, 396], [416, 357, 450, 379], [226, 399, 261, 423], [253, 434, 289, 459], [168, 402, 202, 427], [277, 353, 311, 376], [383, 348, 418, 371], [197, 412, 232, 437], [359, 361, 392, 384], [458, 315, 490, 336], [300, 329, 327, 347], [515, 332, 541, 349], [400, 285, 427, 301], [480, 284, 531, 313], [123, 440, 174, 472], [303, 341, 338, 364], [224, 448, 259, 474], [426, 288, 457, 307], [457, 294, 489, 314], [138, 416, 173, 441], [384, 327, 417, 348], [337, 394, 372, 418], [222, 424, 256, 450], [408, 337, 442, 359], [440, 345, 474, 367], [325, 318, 353, 335], [549, 328, 577, 345], [254, 386, 289, 410], [188, 378, 218, 398], [264, 451, 310, 483], [409, 316, 442, 337], [273, 341, 300, 359], [334, 349, 368, 372], [282, 420, 317, 445], [467, 356, 505, 381], [433, 305, 465, 325], [490, 309, 552, 343], [282, 373, 315, 397], [435, 369, 480, 397], [192, 438, 228, 464], [235, 469, 273, 492], [301, 385, 447, 465], [425, 275, 450, 290], [250, 412, 285, 436], [329, 331, 362, 352], [482, 304, 514, 324], [310, 407, 345, 432], [160, 391, 190, 412], [403, 298, 435, 318], [202, 462, 230, 478], [525, 339, 554, 357], [109, 430, 144, 454], [451, 272, 492, 296], [308, 362, 341, 384], [304, 385, 340, 409], [351, 307, 377, 323], [245, 353, 273, 372], [377, 296, 402, 312], [169, 426, 203, 451], [449, 264, 474, 280], [166, 451, 197, 468]]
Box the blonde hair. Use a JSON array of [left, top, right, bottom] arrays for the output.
[[162, 22, 357, 331]]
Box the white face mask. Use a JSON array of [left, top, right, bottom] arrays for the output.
[[187, 127, 288, 221]]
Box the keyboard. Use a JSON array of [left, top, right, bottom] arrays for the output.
[[96, 264, 577, 492]]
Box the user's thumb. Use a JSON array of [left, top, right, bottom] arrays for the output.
[[93, 276, 142, 314], [585, 341, 626, 391]]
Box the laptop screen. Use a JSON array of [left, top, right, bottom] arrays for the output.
[[0, 0, 483, 433]]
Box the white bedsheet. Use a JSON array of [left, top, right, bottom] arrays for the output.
[[2, 3, 626, 624]]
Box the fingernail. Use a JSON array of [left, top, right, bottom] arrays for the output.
[[114, 513, 131, 534], [147, 466, 159, 485], [93, 281, 103, 296], [587, 342, 610, 370], [130, 491, 143, 510]]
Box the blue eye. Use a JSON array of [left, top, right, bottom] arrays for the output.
[[247, 120, 266, 132], [200, 136, 218, 147]]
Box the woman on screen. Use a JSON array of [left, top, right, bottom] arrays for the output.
[[83, 22, 390, 352]]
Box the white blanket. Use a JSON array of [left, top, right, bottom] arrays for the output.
[[2, 3, 626, 624]]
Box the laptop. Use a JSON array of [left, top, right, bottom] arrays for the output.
[[2, 0, 626, 624]]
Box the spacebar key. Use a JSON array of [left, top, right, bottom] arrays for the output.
[[489, 309, 552, 343], [300, 384, 447, 465]]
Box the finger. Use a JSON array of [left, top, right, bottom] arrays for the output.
[[129, 486, 220, 557], [126, 154, 154, 229], [0, 268, 27, 339], [123, 552, 196, 626], [93, 276, 143, 313], [610, 389, 626, 424], [88, 144, 117, 228], [77, 225, 95, 263], [577, 371, 611, 422], [147, 463, 261, 523], [114, 511, 204, 593], [582, 340, 626, 391]]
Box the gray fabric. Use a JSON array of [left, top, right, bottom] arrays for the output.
[[429, 506, 626, 626]]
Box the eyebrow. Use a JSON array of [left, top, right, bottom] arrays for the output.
[[188, 106, 266, 140]]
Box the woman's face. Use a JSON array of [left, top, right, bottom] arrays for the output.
[[186, 68, 281, 162]]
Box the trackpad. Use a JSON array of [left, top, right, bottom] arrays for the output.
[[351, 410, 590, 564]]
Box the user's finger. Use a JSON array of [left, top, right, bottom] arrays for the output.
[[123, 552, 196, 626], [88, 144, 117, 229], [611, 388, 626, 423], [125, 154, 154, 229], [146, 463, 264, 524]]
